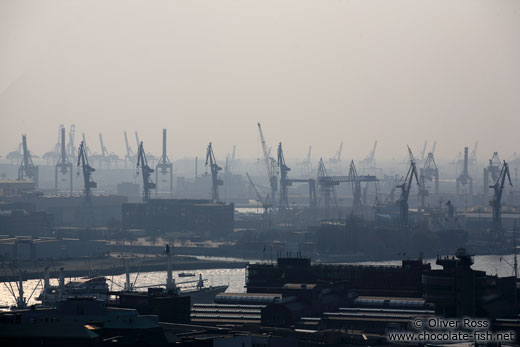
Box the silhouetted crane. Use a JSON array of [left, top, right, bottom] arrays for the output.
[[277, 142, 290, 209], [77, 141, 97, 204], [257, 123, 278, 208], [18, 134, 38, 188], [398, 148, 420, 226], [489, 161, 512, 231], [205, 142, 223, 203], [137, 141, 155, 202], [156, 129, 173, 197], [55, 127, 73, 194]]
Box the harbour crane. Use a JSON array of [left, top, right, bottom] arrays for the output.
[[277, 142, 290, 209], [257, 123, 278, 208], [205, 142, 223, 203], [246, 172, 272, 216], [359, 141, 377, 172], [470, 141, 478, 169], [77, 141, 97, 204], [277, 143, 316, 209], [67, 125, 76, 160], [456, 147, 473, 194], [483, 152, 502, 194], [156, 129, 173, 197], [348, 160, 362, 210], [42, 125, 64, 165], [329, 142, 344, 174], [137, 141, 156, 202], [397, 149, 420, 226], [124, 131, 135, 168], [419, 141, 428, 164], [55, 127, 73, 194], [18, 134, 39, 188], [489, 161, 512, 231], [81, 133, 92, 157], [421, 151, 439, 195], [317, 158, 338, 216]]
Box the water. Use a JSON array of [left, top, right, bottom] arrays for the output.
[[0, 268, 245, 308], [1, 254, 518, 308]]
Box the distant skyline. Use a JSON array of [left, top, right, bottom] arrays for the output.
[[1, 0, 519, 161]]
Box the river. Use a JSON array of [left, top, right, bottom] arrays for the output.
[[1, 253, 517, 308]]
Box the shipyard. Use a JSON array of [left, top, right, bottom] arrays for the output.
[[1, 0, 520, 346]]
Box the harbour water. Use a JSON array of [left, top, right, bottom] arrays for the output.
[[1, 254, 518, 308]]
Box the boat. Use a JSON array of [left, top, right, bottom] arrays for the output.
[[36, 268, 109, 307], [178, 272, 195, 277]]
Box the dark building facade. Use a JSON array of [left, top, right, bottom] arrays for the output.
[[122, 199, 234, 236]]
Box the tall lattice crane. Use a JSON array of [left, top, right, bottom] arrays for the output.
[[398, 148, 420, 226], [277, 142, 290, 209], [456, 147, 473, 194], [77, 141, 97, 204], [156, 129, 173, 197], [489, 161, 512, 231], [257, 123, 277, 208], [137, 141, 156, 202], [55, 127, 73, 194], [484, 152, 502, 194], [18, 134, 39, 188], [205, 142, 223, 203]]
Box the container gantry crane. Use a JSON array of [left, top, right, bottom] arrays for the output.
[[77, 141, 97, 204], [55, 127, 73, 194], [18, 134, 38, 188], [137, 141, 156, 202], [398, 148, 420, 226], [156, 129, 173, 197], [489, 161, 512, 231], [205, 142, 223, 203], [257, 123, 278, 208]]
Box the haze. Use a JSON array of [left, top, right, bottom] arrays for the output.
[[1, 0, 519, 161]]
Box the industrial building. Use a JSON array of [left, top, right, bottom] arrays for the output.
[[122, 199, 234, 236]]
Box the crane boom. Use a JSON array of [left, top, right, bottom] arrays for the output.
[[77, 141, 97, 203], [205, 142, 223, 203], [257, 123, 277, 207], [137, 141, 155, 202]]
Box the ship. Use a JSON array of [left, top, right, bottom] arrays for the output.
[[36, 268, 109, 306]]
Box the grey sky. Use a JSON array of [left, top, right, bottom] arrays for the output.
[[1, 0, 519, 161]]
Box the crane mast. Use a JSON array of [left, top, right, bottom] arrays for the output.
[[137, 141, 156, 202], [205, 142, 223, 203], [489, 161, 513, 231], [257, 123, 277, 207], [124, 131, 135, 168], [156, 129, 173, 197], [77, 141, 97, 204], [398, 149, 420, 226], [55, 127, 73, 194], [277, 142, 291, 209], [18, 134, 39, 188]]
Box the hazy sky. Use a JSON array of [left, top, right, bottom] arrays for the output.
[[1, 0, 519, 162]]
